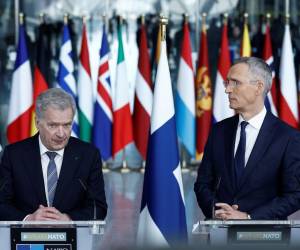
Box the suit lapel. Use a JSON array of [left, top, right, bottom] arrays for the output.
[[53, 138, 81, 207], [224, 115, 239, 193], [238, 112, 277, 190], [23, 134, 47, 205]]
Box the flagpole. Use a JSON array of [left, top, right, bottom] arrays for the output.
[[285, 0, 290, 18], [119, 15, 127, 172], [15, 0, 20, 46], [64, 13, 68, 25], [39, 13, 45, 24], [223, 12, 228, 26], [118, 15, 129, 173], [121, 148, 129, 173], [266, 12, 271, 26], [181, 13, 190, 171], [141, 14, 146, 171]]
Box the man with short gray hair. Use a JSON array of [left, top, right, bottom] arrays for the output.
[[0, 88, 107, 221], [194, 57, 300, 220]]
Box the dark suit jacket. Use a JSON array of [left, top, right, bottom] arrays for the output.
[[0, 134, 107, 221], [194, 112, 300, 219]]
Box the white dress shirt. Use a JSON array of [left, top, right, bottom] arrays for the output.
[[234, 107, 267, 166], [39, 136, 64, 206]]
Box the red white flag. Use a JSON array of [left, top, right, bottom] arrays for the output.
[[213, 19, 234, 122], [133, 22, 152, 160], [279, 24, 298, 128]]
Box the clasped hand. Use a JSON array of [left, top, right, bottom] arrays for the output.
[[214, 203, 248, 220], [26, 205, 71, 221]]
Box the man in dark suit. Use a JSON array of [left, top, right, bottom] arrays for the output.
[[0, 88, 107, 221], [194, 57, 300, 220]]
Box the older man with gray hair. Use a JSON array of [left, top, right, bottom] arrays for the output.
[[0, 88, 107, 221], [194, 57, 300, 220]]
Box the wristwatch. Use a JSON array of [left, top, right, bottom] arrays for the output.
[[247, 214, 251, 220]]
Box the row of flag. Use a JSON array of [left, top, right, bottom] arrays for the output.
[[7, 16, 135, 161], [5, 14, 300, 164], [177, 14, 299, 161], [6, 13, 300, 246], [7, 14, 187, 247]]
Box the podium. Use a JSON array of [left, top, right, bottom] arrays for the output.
[[192, 220, 300, 246], [0, 221, 105, 250]]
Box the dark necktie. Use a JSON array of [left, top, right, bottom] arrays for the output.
[[234, 121, 248, 187], [46, 151, 58, 206]]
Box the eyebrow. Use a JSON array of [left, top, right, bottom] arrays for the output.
[[226, 77, 240, 81]]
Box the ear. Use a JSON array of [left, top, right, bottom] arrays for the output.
[[256, 81, 264, 96], [35, 116, 40, 130]]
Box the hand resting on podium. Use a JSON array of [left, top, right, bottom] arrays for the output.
[[25, 205, 71, 221], [214, 203, 249, 220]]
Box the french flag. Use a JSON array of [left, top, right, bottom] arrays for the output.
[[137, 33, 187, 247], [92, 25, 113, 160], [7, 17, 33, 143]]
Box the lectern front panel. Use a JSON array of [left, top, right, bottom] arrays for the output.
[[10, 227, 76, 250]]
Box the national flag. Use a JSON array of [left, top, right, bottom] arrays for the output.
[[213, 16, 234, 123], [137, 23, 187, 247], [175, 20, 195, 157], [279, 23, 298, 128], [195, 18, 212, 160], [133, 21, 153, 160], [78, 22, 93, 142], [92, 25, 113, 160], [30, 22, 50, 136], [112, 21, 133, 156], [240, 15, 251, 57], [7, 17, 33, 143], [262, 21, 278, 116], [57, 20, 79, 137]]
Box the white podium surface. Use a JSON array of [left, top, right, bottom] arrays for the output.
[[0, 220, 105, 250], [192, 220, 300, 246]]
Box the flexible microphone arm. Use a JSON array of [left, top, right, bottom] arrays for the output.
[[78, 178, 96, 220]]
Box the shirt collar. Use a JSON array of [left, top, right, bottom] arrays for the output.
[[38, 136, 64, 157], [238, 106, 267, 130]]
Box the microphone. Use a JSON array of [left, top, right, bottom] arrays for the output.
[[0, 179, 7, 192], [78, 178, 97, 220], [211, 176, 221, 219]]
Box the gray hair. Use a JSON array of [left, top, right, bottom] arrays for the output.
[[233, 57, 272, 97], [36, 88, 76, 119]]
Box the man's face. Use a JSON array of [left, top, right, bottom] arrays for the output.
[[225, 63, 262, 114], [36, 107, 73, 151]]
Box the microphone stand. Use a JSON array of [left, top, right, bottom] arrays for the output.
[[211, 177, 221, 220], [78, 179, 101, 235]]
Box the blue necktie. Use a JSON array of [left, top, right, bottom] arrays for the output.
[[46, 151, 58, 206], [234, 121, 248, 187]]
